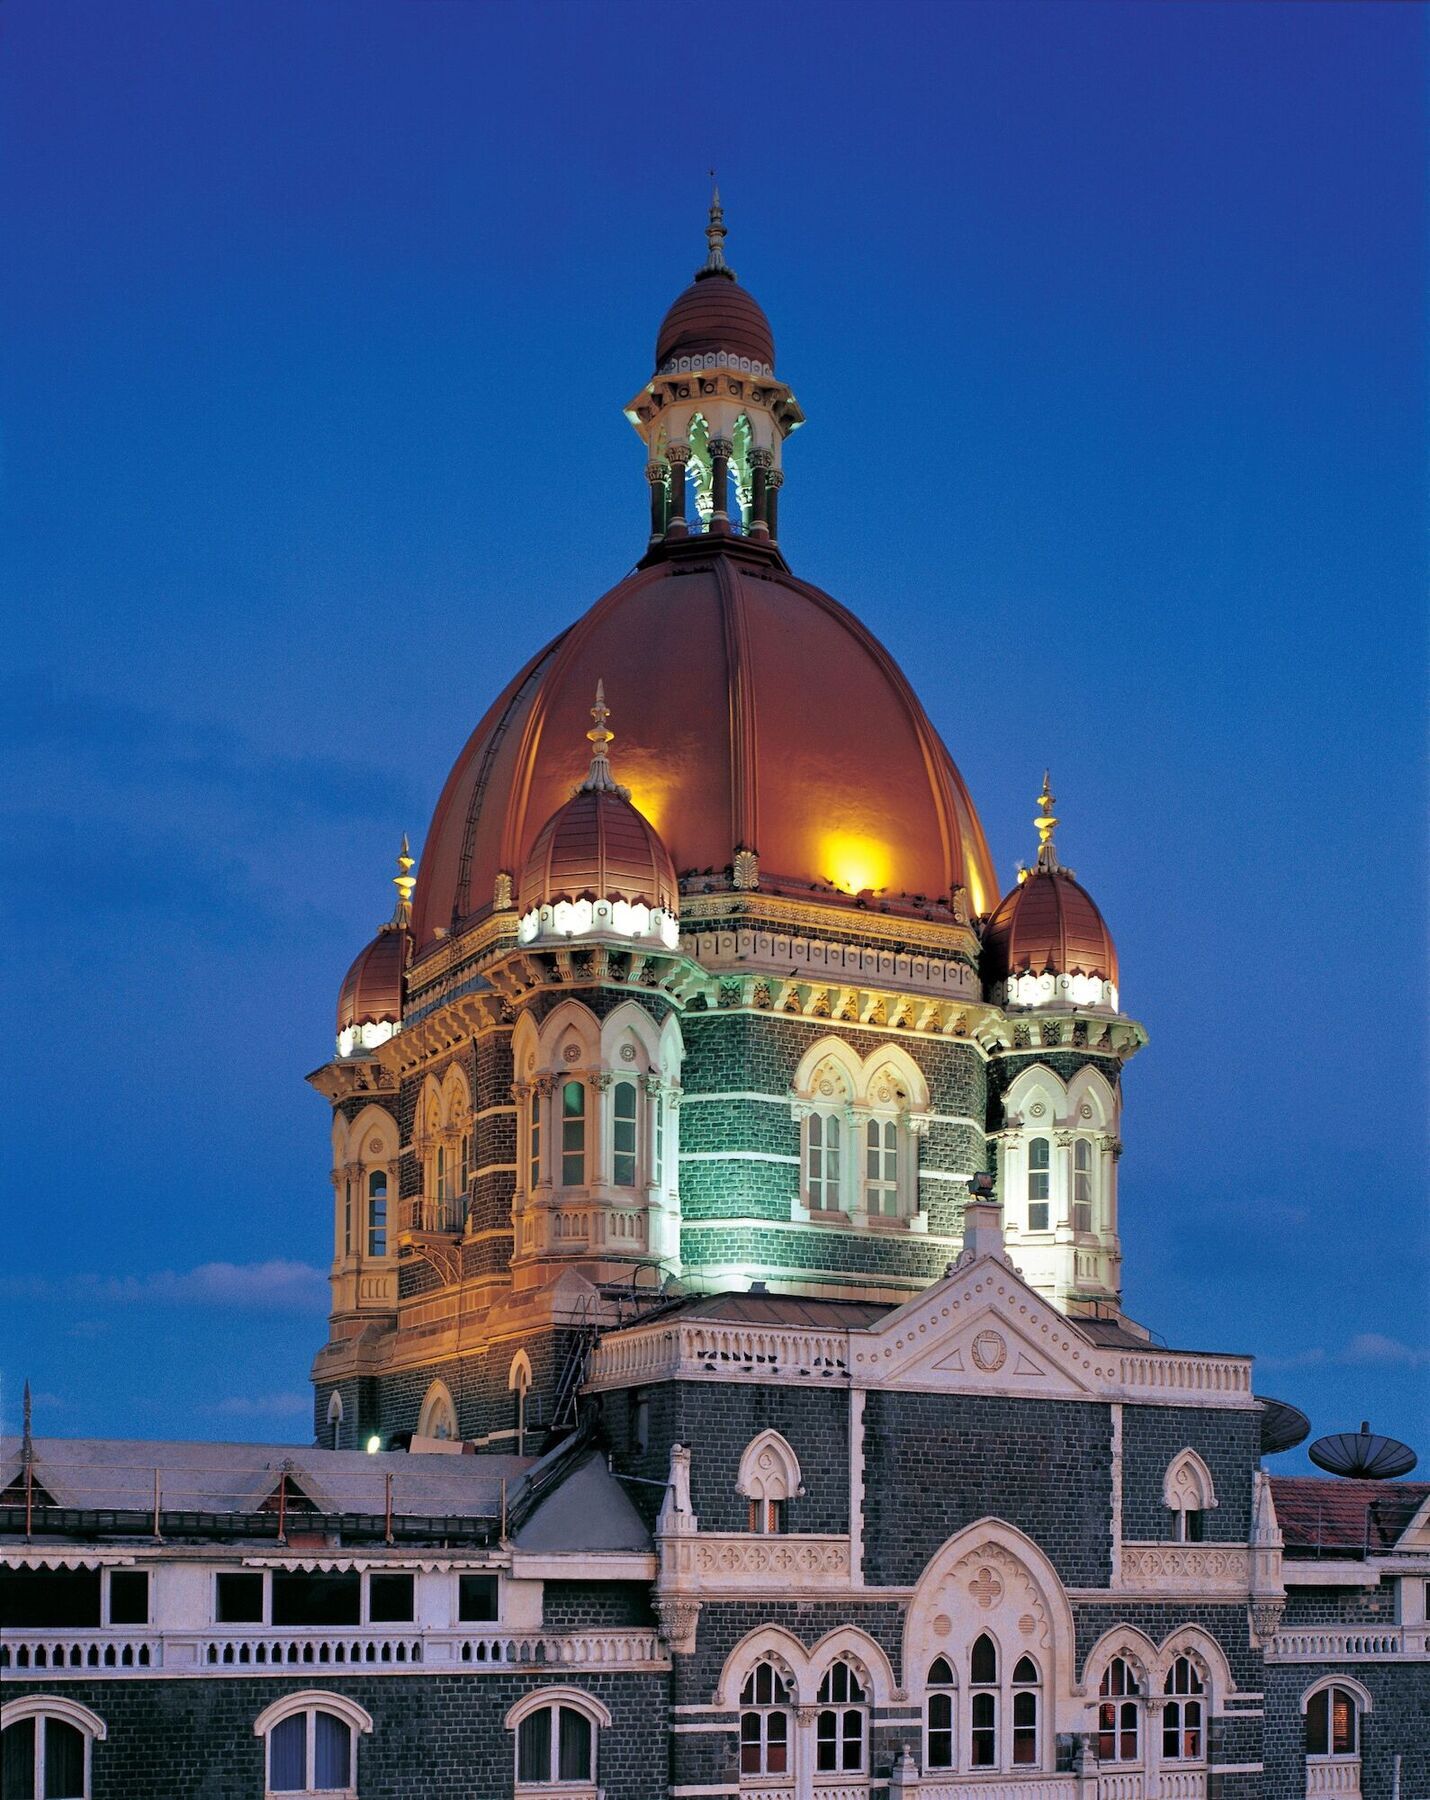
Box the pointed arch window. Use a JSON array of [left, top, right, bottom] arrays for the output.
[[1027, 1138, 1051, 1231], [560, 1082, 586, 1186], [1162, 1657, 1205, 1761], [612, 1080, 638, 1187], [1097, 1657, 1142, 1763], [926, 1656, 957, 1769], [366, 1171, 387, 1258], [1011, 1656, 1040, 1766], [816, 1660, 866, 1773], [864, 1117, 900, 1216], [739, 1662, 791, 1777], [528, 1091, 542, 1191], [807, 1111, 843, 1210], [1073, 1139, 1093, 1233], [969, 1633, 998, 1767]]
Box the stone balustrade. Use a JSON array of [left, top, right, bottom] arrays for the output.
[[1264, 1626, 1406, 1662]]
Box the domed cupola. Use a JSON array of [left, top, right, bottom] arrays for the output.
[[655, 186, 776, 376], [518, 684, 679, 948], [336, 840, 415, 1057], [983, 777, 1120, 1011]]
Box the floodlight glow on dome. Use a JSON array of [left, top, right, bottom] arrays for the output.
[[822, 831, 892, 896]]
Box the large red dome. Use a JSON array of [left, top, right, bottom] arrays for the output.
[[412, 545, 996, 950], [982, 867, 1118, 985], [656, 275, 775, 373]]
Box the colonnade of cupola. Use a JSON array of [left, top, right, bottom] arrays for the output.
[[625, 188, 803, 553]]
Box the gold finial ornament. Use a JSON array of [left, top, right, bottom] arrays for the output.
[[392, 834, 416, 926], [580, 680, 629, 797], [1034, 771, 1060, 872]]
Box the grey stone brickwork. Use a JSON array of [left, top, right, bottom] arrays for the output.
[[1120, 1403, 1258, 1544], [1263, 1661, 1429, 1800]]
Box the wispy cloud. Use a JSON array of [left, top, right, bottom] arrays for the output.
[[3, 1260, 328, 1314], [1260, 1334, 1429, 1373], [202, 1392, 312, 1418]]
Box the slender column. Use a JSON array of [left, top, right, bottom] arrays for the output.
[[748, 447, 772, 537], [665, 444, 690, 537], [708, 436, 733, 534], [765, 466, 783, 542], [645, 461, 668, 545]]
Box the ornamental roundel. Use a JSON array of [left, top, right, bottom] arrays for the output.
[[367, 1138, 383, 1156], [620, 1044, 638, 1063], [971, 1330, 1007, 1373], [932, 1612, 952, 1639], [818, 1079, 835, 1097], [526, 1054, 535, 1074], [1019, 1614, 1036, 1636], [1080, 1103, 1093, 1120], [1029, 1102, 1046, 1118], [968, 1567, 1003, 1609], [563, 1044, 581, 1064]]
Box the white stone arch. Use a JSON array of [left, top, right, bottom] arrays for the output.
[[792, 1034, 862, 1104], [599, 997, 664, 1071], [536, 997, 602, 1076], [903, 1519, 1076, 1701], [736, 1430, 803, 1503], [715, 1624, 806, 1708], [1, 1694, 107, 1738], [807, 1625, 897, 1707], [325, 1390, 344, 1449], [1081, 1623, 1159, 1695], [252, 1690, 374, 1739], [1066, 1064, 1117, 1132], [861, 1042, 931, 1114], [1154, 1624, 1235, 1699], [330, 1110, 350, 1164], [417, 1378, 458, 1442], [1163, 1448, 1218, 1516], [507, 1348, 533, 1395], [440, 1060, 471, 1128], [1003, 1061, 1069, 1127], [1299, 1672, 1374, 1717], [511, 1009, 541, 1083], [503, 1685, 612, 1731], [347, 1103, 397, 1164]]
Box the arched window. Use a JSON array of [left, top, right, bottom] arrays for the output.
[[816, 1660, 866, 1773], [418, 1380, 457, 1443], [1027, 1138, 1051, 1231], [969, 1633, 998, 1768], [1072, 1139, 1093, 1233], [864, 1117, 900, 1216], [343, 1179, 352, 1257], [436, 1143, 449, 1203], [253, 1694, 371, 1799], [612, 1080, 638, 1187], [652, 1093, 665, 1186], [1306, 1684, 1360, 1757], [926, 1656, 957, 1770], [508, 1352, 533, 1456], [739, 1661, 791, 1777], [0, 1699, 105, 1800], [1098, 1657, 1142, 1763], [506, 1688, 608, 1794], [528, 1090, 543, 1191], [325, 1391, 344, 1452], [1162, 1657, 1205, 1761], [460, 1131, 471, 1193], [737, 1431, 800, 1535], [561, 1081, 586, 1186], [366, 1170, 387, 1258], [807, 1110, 843, 1210], [1164, 1449, 1218, 1543], [1011, 1656, 1040, 1766]]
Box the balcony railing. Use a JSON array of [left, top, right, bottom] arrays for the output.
[[0, 1635, 160, 1672], [1306, 1760, 1361, 1796], [1264, 1626, 1405, 1661]]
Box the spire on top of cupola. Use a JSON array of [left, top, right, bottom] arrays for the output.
[[392, 834, 416, 925], [579, 681, 630, 798], [699, 175, 735, 281], [1024, 771, 1066, 881]]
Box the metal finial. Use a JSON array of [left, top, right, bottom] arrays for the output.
[[699, 174, 736, 282], [392, 834, 416, 926], [1034, 771, 1060, 871], [580, 681, 629, 796], [22, 1379, 33, 1463]]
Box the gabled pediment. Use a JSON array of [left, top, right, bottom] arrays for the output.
[[847, 1254, 1122, 1400]]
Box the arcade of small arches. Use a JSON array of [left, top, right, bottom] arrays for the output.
[[789, 1037, 932, 1229]]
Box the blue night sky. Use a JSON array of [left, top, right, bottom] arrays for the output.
[[2, 1, 1425, 1472]]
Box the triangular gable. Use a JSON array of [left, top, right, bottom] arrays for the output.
[[847, 1254, 1116, 1400]]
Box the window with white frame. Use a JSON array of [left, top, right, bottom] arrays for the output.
[[815, 1659, 867, 1773], [806, 1108, 843, 1211], [366, 1170, 387, 1257], [418, 1379, 457, 1442], [507, 1688, 607, 1793], [1011, 1655, 1040, 1766], [527, 1087, 543, 1191], [737, 1431, 800, 1534], [864, 1116, 901, 1216], [1305, 1682, 1360, 1758], [560, 1081, 587, 1186], [1, 1699, 105, 1800], [739, 1661, 792, 1777], [1162, 1656, 1205, 1761], [925, 1656, 957, 1769], [1097, 1656, 1142, 1763], [1164, 1449, 1218, 1544], [652, 1088, 665, 1185], [969, 1632, 999, 1767], [253, 1693, 370, 1799], [1072, 1138, 1094, 1233], [612, 1079, 638, 1187], [325, 1391, 344, 1452], [1026, 1137, 1051, 1231]]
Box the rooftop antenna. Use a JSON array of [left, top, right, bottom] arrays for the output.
[[1309, 1420, 1417, 1479]]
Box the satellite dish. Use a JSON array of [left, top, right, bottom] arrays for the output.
[[1257, 1395, 1311, 1456], [1309, 1420, 1417, 1480]]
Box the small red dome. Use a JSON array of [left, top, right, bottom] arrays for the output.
[[983, 867, 1118, 986], [337, 927, 407, 1035], [520, 786, 678, 915], [656, 274, 775, 373]]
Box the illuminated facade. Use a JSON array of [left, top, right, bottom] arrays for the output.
[[5, 200, 1425, 1800]]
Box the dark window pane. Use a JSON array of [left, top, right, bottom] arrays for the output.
[[970, 1633, 997, 1684], [313, 1712, 350, 1789], [44, 1720, 85, 1800], [272, 1572, 360, 1629], [109, 1570, 149, 1626], [215, 1572, 264, 1624], [458, 1573, 498, 1622], [0, 1569, 102, 1630], [1014, 1656, 1038, 1684], [557, 1708, 591, 1781], [269, 1715, 306, 1792], [367, 1573, 414, 1623], [1306, 1688, 1328, 1755], [2, 1720, 36, 1800], [516, 1711, 550, 1783], [1332, 1690, 1355, 1755], [766, 1712, 788, 1773]]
